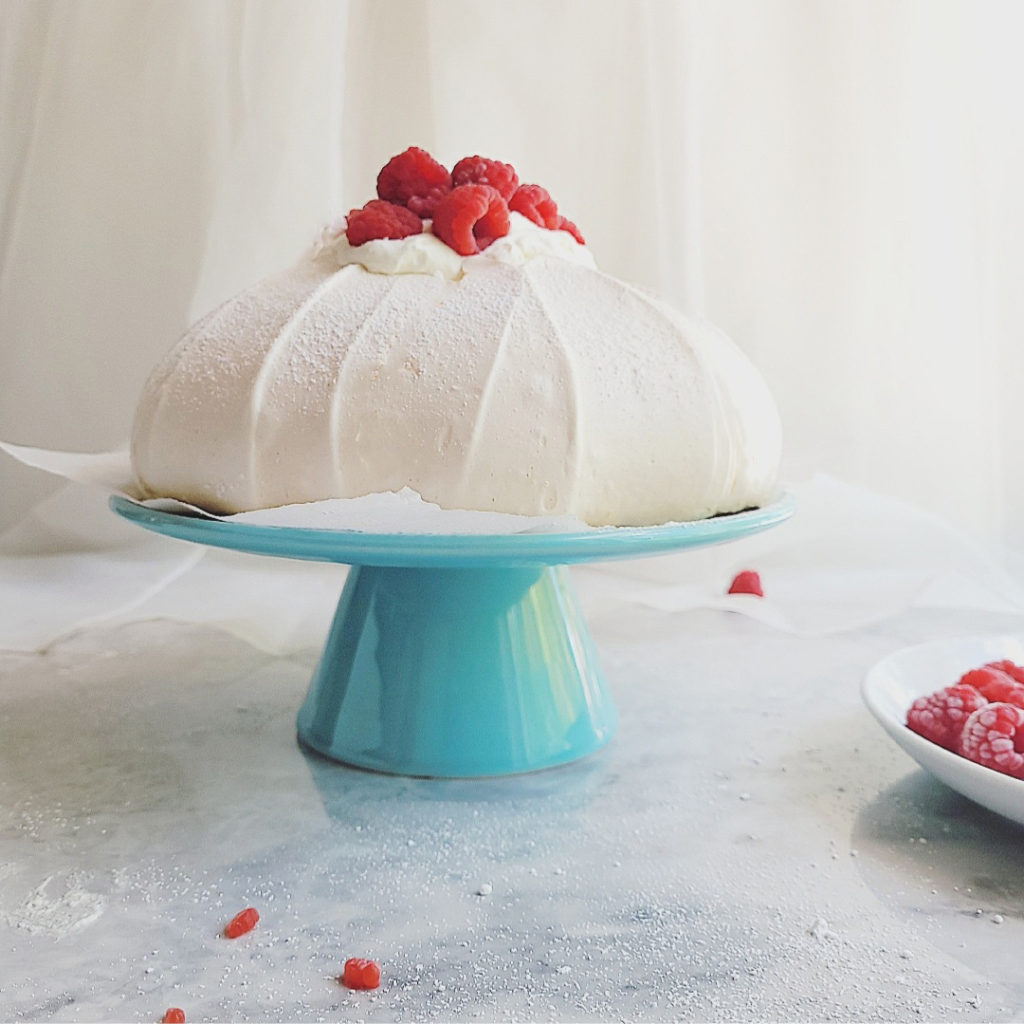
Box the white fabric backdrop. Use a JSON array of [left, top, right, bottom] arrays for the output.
[[3, 0, 1024, 543]]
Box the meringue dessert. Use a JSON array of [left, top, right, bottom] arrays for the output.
[[131, 149, 781, 527]]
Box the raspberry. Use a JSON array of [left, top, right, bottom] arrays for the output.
[[341, 957, 381, 990], [906, 684, 986, 751], [984, 659, 1024, 685], [727, 570, 763, 597], [959, 666, 1024, 708], [345, 200, 422, 247], [223, 906, 259, 939], [960, 702, 1024, 777], [451, 155, 519, 200], [376, 146, 451, 217], [162, 1011, 185, 1024], [508, 184, 560, 230], [557, 216, 585, 244], [431, 184, 510, 256]]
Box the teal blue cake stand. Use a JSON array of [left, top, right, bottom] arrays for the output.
[[111, 494, 794, 777]]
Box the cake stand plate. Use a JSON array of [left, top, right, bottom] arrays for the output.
[[111, 494, 794, 777]]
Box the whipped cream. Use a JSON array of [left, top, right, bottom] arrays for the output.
[[314, 212, 596, 281]]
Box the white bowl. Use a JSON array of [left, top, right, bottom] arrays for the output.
[[862, 635, 1024, 827]]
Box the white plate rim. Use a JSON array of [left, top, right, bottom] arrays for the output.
[[862, 635, 1024, 827]]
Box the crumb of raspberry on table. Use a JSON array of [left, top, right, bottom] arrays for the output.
[[906, 683, 987, 751], [960, 701, 1024, 777], [508, 183, 561, 230], [345, 199, 423, 247], [451, 155, 519, 200], [432, 184, 510, 255], [223, 906, 259, 939], [376, 146, 452, 217], [958, 665, 1024, 709], [161, 1010, 185, 1024], [727, 570, 763, 597], [340, 957, 381, 990]]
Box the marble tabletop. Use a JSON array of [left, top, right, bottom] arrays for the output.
[[2, 588, 1023, 1022]]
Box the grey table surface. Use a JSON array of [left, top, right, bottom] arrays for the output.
[[1, 596, 1023, 1022]]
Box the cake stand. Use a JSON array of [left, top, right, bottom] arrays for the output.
[[111, 494, 795, 777]]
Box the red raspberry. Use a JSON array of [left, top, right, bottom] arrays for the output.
[[906, 684, 986, 751], [557, 216, 585, 244], [451, 155, 519, 200], [727, 570, 763, 597], [345, 200, 422, 247], [508, 184, 560, 230], [162, 1011, 185, 1024], [376, 146, 452, 217], [960, 702, 1024, 777], [959, 666, 1024, 708], [340, 957, 381, 990], [431, 184, 510, 256], [223, 906, 259, 939], [984, 659, 1024, 685]]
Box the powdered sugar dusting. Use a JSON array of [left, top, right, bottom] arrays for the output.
[[2, 873, 106, 937], [131, 248, 781, 524]]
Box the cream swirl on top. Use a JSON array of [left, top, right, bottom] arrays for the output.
[[314, 212, 596, 280]]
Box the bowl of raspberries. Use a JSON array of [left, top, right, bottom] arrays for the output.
[[863, 636, 1024, 827]]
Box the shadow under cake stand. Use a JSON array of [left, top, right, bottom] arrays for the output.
[[111, 494, 795, 778]]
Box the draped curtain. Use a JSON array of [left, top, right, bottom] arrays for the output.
[[3, 0, 1023, 545]]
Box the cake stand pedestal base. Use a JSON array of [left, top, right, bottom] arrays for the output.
[[296, 564, 615, 777], [110, 492, 795, 778]]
